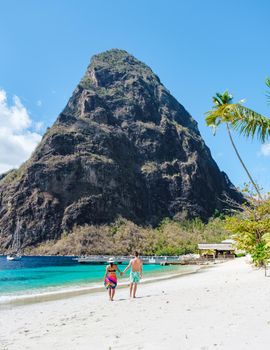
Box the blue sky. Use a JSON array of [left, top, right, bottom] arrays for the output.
[[0, 0, 270, 191]]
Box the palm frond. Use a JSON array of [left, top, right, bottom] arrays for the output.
[[211, 91, 232, 107], [205, 103, 239, 125], [205, 110, 221, 126], [213, 96, 221, 106], [266, 77, 270, 105], [218, 91, 233, 104], [230, 104, 270, 142]]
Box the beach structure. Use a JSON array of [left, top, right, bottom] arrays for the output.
[[265, 265, 270, 277], [198, 240, 236, 259], [74, 255, 182, 265], [75, 256, 129, 264]]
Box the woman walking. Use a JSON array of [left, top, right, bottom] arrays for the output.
[[104, 257, 123, 301]]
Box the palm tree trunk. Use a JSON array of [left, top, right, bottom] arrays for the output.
[[226, 123, 262, 200]]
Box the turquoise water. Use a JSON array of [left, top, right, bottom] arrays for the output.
[[0, 256, 191, 300]]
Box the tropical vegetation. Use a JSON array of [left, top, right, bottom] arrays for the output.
[[24, 217, 228, 256], [225, 195, 270, 267]]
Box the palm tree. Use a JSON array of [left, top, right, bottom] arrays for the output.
[[205, 91, 270, 200]]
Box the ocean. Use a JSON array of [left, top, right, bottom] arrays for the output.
[[0, 256, 194, 303]]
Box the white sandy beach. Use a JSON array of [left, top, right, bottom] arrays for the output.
[[1, 258, 270, 350]]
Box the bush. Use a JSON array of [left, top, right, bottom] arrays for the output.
[[225, 198, 270, 267]]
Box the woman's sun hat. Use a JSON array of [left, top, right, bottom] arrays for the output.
[[107, 257, 115, 263]]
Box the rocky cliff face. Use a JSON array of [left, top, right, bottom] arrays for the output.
[[0, 49, 242, 250]]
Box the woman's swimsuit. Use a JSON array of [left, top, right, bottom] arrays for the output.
[[104, 265, 118, 289]]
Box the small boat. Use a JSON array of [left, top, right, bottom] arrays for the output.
[[7, 221, 22, 261], [148, 257, 156, 264], [7, 254, 22, 261]]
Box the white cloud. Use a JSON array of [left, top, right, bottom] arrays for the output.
[[36, 100, 42, 107], [34, 121, 44, 132], [0, 89, 42, 174], [260, 143, 270, 157]]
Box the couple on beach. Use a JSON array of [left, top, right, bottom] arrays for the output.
[[104, 251, 143, 301]]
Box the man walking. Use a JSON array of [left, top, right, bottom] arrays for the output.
[[123, 251, 143, 298]]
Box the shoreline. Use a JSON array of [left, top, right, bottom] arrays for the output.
[[0, 264, 201, 308], [3, 258, 270, 349]]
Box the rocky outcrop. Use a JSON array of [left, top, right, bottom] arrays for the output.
[[0, 49, 243, 250]]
